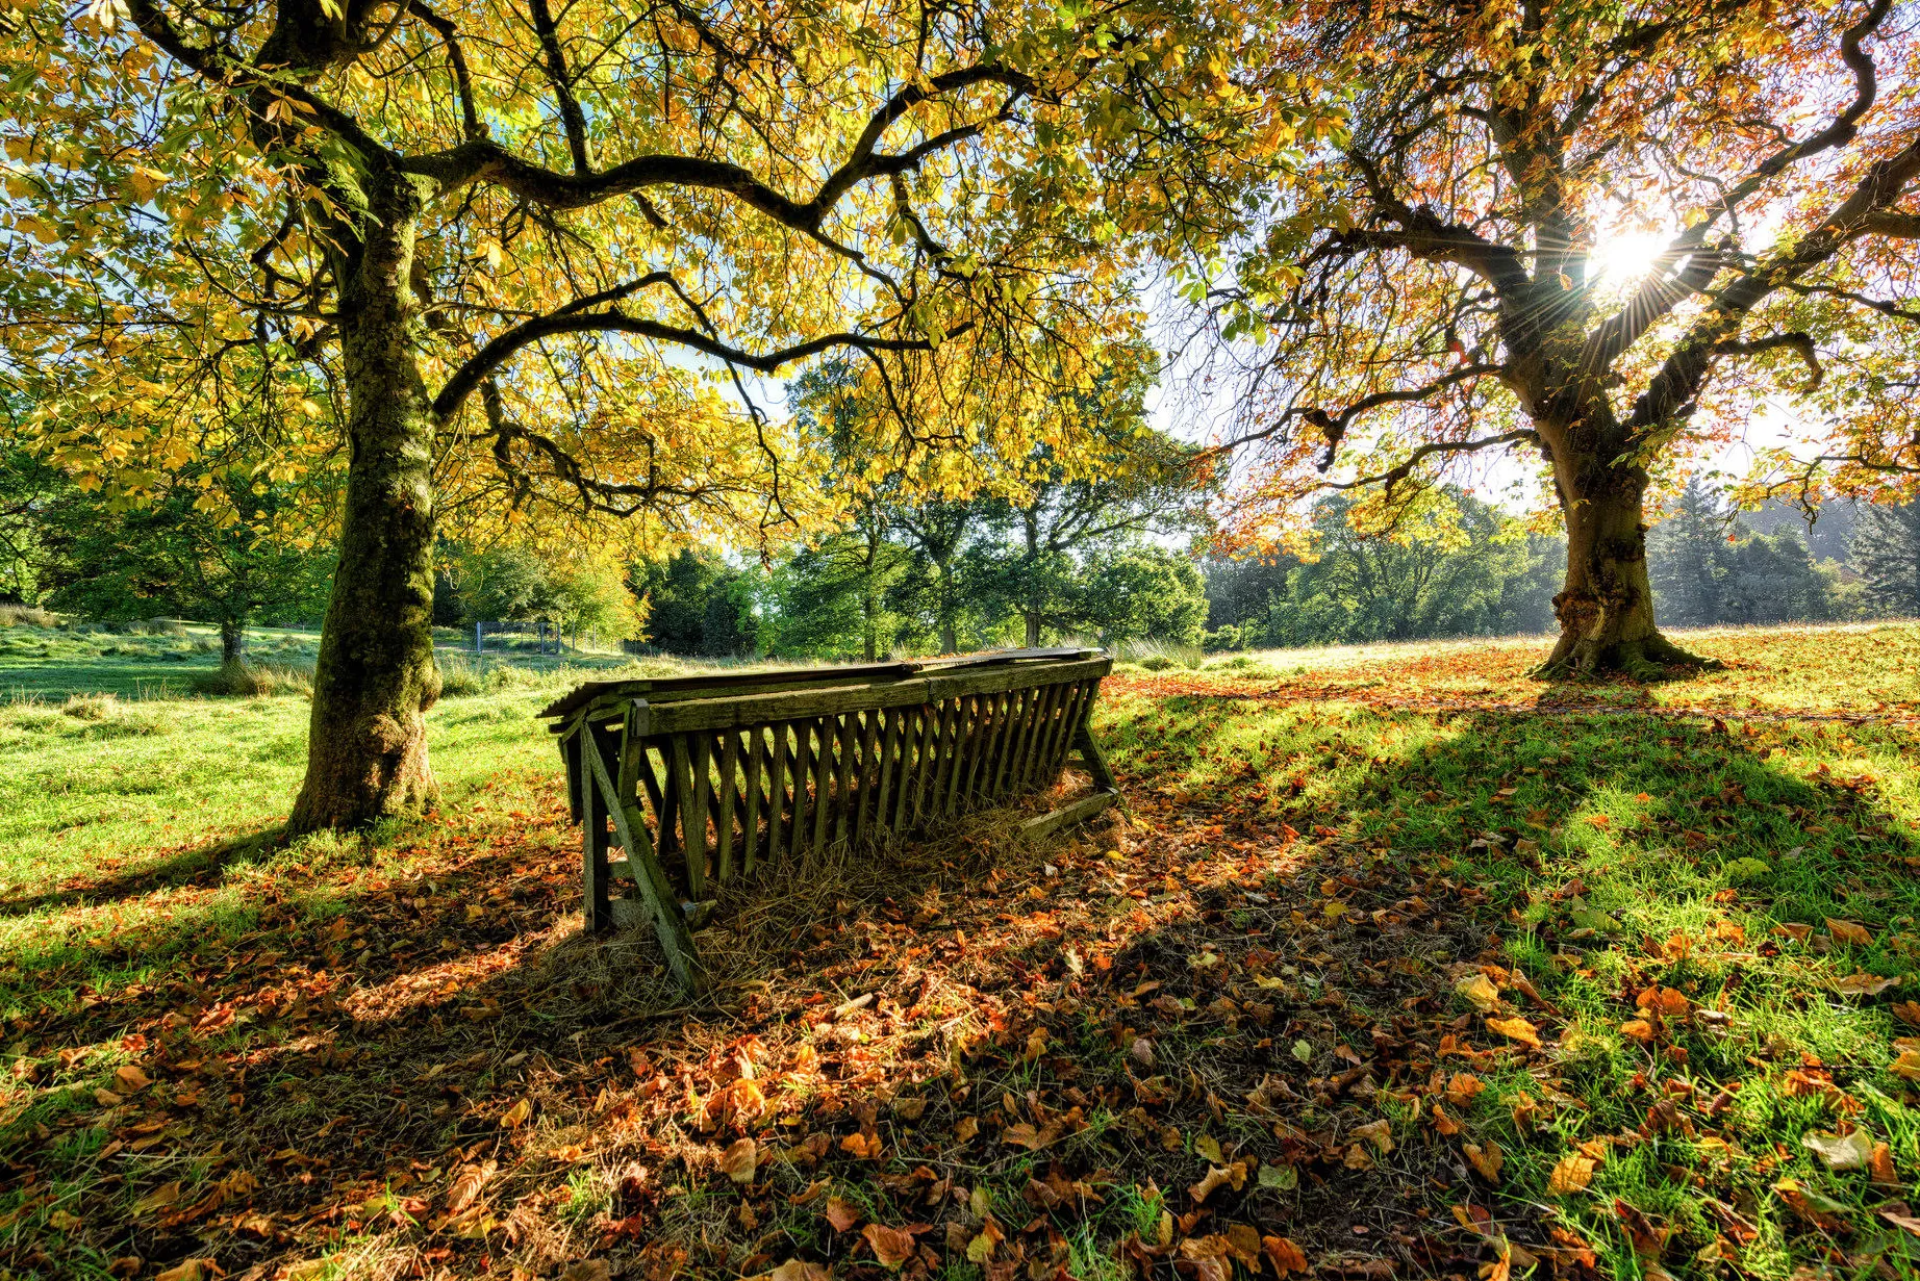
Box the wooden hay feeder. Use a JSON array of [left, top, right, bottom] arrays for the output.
[[538, 647, 1119, 987]]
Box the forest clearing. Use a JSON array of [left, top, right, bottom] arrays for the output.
[[5, 621, 1920, 1281]]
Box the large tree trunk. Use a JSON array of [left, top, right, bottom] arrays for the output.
[[1539, 462, 1711, 678], [288, 176, 441, 834]]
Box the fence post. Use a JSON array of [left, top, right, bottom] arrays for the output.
[[475, 622, 483, 654]]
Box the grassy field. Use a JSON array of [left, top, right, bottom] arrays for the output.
[[3, 619, 1920, 1281]]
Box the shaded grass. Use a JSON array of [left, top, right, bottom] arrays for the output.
[[3, 621, 1920, 1280]]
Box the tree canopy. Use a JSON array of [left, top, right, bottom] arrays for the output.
[[0, 0, 1325, 828]]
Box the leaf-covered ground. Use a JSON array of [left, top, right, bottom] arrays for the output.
[[5, 621, 1920, 1281]]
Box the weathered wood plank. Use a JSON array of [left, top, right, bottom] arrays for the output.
[[874, 707, 901, 835], [811, 717, 835, 852], [831, 714, 855, 847], [990, 688, 1025, 798], [890, 706, 920, 830], [642, 657, 1111, 735], [769, 723, 791, 866], [742, 726, 764, 876], [1018, 790, 1118, 842], [585, 740, 703, 989], [1074, 720, 1119, 794], [937, 697, 967, 816], [668, 735, 702, 899], [581, 724, 615, 933], [1018, 680, 1060, 789], [790, 719, 815, 856], [715, 731, 739, 884], [853, 708, 880, 842]]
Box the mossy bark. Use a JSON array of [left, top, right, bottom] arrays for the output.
[[1538, 462, 1716, 679], [288, 173, 441, 834]]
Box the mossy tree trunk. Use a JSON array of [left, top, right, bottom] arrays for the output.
[[220, 618, 248, 667], [1537, 440, 1715, 680], [288, 170, 442, 834]]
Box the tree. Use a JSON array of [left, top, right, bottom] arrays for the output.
[[1077, 546, 1208, 646], [5, 0, 1307, 830], [1650, 478, 1733, 628], [41, 471, 334, 662], [1853, 501, 1920, 616], [1268, 493, 1542, 646], [629, 550, 757, 657], [889, 500, 982, 655], [1720, 532, 1835, 625], [1203, 1, 1920, 677], [965, 347, 1212, 646]]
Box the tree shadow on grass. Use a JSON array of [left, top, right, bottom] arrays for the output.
[[0, 825, 289, 919], [6, 695, 1920, 1281]]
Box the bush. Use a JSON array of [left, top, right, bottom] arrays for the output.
[[436, 653, 547, 697], [189, 660, 315, 697], [62, 692, 117, 720], [0, 604, 56, 628]]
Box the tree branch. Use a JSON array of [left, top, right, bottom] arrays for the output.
[[1711, 331, 1823, 390]]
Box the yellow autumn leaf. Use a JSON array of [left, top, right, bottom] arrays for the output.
[[1486, 1015, 1542, 1049], [1546, 1154, 1596, 1196]]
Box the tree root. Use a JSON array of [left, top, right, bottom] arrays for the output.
[[1532, 631, 1724, 682]]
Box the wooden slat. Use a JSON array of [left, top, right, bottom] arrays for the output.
[[935, 697, 966, 816], [715, 731, 739, 884], [874, 707, 901, 835], [1044, 681, 1088, 777], [619, 703, 645, 804], [831, 714, 855, 847], [641, 657, 1112, 735], [1019, 790, 1118, 841], [998, 687, 1029, 795], [1021, 687, 1052, 787], [811, 717, 834, 853], [768, 722, 790, 866], [668, 735, 698, 898], [791, 719, 815, 856], [967, 693, 1001, 808], [853, 708, 880, 841], [561, 723, 585, 824], [907, 702, 936, 822], [581, 725, 614, 933], [743, 726, 764, 875], [890, 706, 920, 830], [585, 738, 701, 988], [1074, 720, 1119, 794], [1026, 680, 1067, 788]]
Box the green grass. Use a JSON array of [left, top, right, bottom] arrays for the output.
[[3, 619, 1920, 1280]]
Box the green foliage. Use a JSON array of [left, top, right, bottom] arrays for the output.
[[1208, 492, 1562, 649], [1650, 480, 1843, 627], [37, 471, 333, 655], [1078, 547, 1208, 646], [452, 545, 644, 639], [628, 550, 759, 657], [1853, 501, 1920, 618]]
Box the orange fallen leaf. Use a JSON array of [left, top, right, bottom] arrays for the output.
[[861, 1222, 918, 1270], [824, 1197, 860, 1232], [1772, 922, 1813, 943], [1620, 1019, 1656, 1044], [1547, 1154, 1596, 1196], [1827, 918, 1873, 946], [1834, 973, 1897, 997], [500, 1098, 532, 1130], [1465, 1142, 1504, 1183], [1263, 1235, 1310, 1277], [1446, 1071, 1485, 1108], [718, 1138, 757, 1186], [114, 1065, 151, 1093], [1486, 1016, 1541, 1050], [1893, 1001, 1920, 1027], [446, 1160, 496, 1214]]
